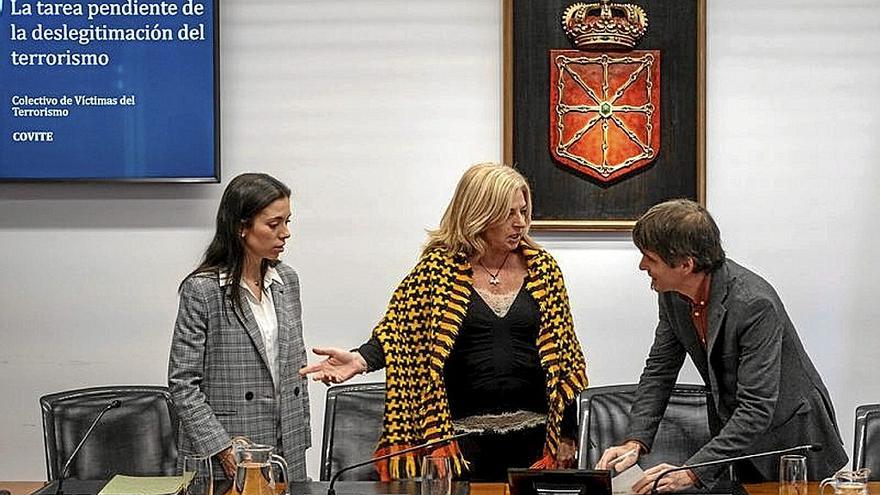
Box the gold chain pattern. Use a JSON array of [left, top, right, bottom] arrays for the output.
[[554, 52, 657, 178]]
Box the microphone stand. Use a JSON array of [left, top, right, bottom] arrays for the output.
[[327, 431, 470, 495], [649, 444, 820, 494], [55, 400, 122, 495]]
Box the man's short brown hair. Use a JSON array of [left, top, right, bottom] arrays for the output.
[[632, 199, 725, 273]]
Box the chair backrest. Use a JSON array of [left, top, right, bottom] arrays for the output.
[[577, 384, 711, 469], [320, 382, 385, 481], [40, 385, 179, 480], [853, 404, 880, 479]]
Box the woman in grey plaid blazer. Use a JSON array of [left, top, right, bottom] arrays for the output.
[[168, 173, 311, 480]]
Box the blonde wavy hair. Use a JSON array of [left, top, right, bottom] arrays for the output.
[[423, 162, 539, 258]]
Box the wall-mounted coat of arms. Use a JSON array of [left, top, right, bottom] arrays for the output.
[[549, 0, 659, 184]]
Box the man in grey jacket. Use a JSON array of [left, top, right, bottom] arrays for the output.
[[597, 199, 847, 493]]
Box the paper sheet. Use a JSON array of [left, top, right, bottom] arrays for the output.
[[98, 475, 186, 495], [612, 464, 646, 495]]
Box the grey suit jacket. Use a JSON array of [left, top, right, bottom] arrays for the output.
[[626, 259, 847, 483], [168, 262, 311, 480]]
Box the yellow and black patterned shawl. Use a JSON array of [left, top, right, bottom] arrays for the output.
[[372, 246, 588, 480]]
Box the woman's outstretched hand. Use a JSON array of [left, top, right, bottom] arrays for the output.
[[298, 347, 367, 385]]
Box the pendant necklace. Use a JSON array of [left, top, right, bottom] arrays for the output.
[[480, 251, 512, 286]]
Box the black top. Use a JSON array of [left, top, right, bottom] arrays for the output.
[[358, 285, 576, 435], [445, 286, 546, 417]]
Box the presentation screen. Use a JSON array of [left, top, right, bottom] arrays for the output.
[[0, 0, 219, 181]]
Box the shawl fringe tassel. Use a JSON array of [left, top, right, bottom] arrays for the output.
[[374, 442, 467, 481]]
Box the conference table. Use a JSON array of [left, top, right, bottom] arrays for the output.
[[0, 481, 505, 495], [1, 481, 878, 495]]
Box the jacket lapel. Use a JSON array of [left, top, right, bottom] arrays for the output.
[[272, 282, 291, 380], [704, 262, 731, 409], [668, 295, 711, 383], [232, 289, 273, 374], [670, 296, 699, 350], [705, 263, 731, 358]]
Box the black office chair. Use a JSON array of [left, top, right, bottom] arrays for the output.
[[320, 382, 386, 481], [40, 385, 179, 480], [853, 404, 880, 479], [577, 384, 711, 469]]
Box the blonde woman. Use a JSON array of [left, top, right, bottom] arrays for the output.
[[300, 163, 588, 481]]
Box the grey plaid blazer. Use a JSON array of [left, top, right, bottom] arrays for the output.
[[168, 262, 311, 480]]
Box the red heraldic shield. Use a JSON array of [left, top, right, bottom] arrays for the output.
[[549, 50, 661, 183]]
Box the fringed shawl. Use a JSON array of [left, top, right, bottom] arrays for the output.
[[372, 246, 588, 480]]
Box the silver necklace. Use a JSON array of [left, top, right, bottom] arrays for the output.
[[480, 251, 512, 286]]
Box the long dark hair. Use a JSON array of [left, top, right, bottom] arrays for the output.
[[181, 172, 291, 315]]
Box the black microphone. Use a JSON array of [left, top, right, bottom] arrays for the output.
[[650, 443, 822, 494], [327, 431, 470, 495], [55, 399, 122, 495]]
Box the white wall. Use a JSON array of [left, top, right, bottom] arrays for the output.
[[1, 0, 878, 480]]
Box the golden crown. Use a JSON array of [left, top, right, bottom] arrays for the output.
[[562, 0, 649, 50]]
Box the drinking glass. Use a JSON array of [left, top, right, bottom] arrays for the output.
[[779, 455, 807, 495], [421, 455, 452, 495], [184, 454, 214, 495]]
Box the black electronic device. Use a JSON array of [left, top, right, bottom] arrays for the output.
[[508, 469, 612, 495]]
